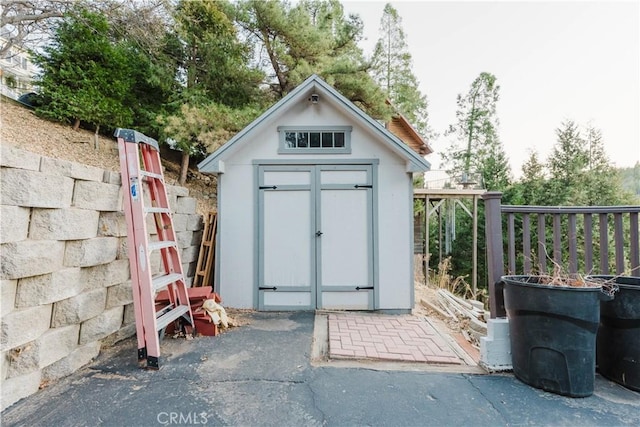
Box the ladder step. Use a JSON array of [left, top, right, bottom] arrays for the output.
[[140, 170, 164, 180], [145, 207, 171, 214], [148, 240, 177, 252], [156, 305, 190, 331], [152, 272, 184, 292]]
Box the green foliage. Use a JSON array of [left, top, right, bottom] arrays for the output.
[[442, 72, 511, 190], [175, 0, 264, 108], [158, 103, 260, 157], [235, 0, 390, 119], [426, 200, 487, 291], [498, 121, 636, 279], [370, 3, 433, 138], [481, 141, 511, 191], [520, 150, 547, 203], [120, 35, 182, 137], [619, 162, 640, 199], [545, 120, 588, 204], [542, 121, 632, 206], [581, 125, 621, 205], [33, 8, 134, 130], [151, 0, 268, 183], [437, 118, 633, 289]]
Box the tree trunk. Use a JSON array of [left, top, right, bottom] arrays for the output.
[[261, 29, 287, 97], [73, 118, 81, 131], [94, 124, 100, 150], [179, 151, 189, 185]]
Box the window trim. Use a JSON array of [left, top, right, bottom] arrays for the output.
[[277, 126, 352, 154]]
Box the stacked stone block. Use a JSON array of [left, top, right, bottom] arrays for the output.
[[0, 145, 204, 410]]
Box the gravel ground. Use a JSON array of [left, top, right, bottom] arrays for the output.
[[1, 99, 217, 214]]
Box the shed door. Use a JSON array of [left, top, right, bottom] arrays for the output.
[[258, 166, 315, 310], [317, 166, 374, 309], [258, 165, 374, 310]]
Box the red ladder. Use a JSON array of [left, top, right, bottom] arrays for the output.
[[115, 128, 194, 369]]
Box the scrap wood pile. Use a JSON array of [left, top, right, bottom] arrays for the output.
[[417, 258, 488, 348], [160, 286, 238, 338], [421, 289, 487, 348]]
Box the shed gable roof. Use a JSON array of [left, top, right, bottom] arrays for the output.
[[197, 74, 431, 173]]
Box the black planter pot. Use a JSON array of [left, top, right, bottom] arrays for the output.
[[589, 275, 640, 392], [502, 275, 611, 397]]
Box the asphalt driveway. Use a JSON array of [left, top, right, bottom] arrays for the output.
[[2, 311, 639, 426]]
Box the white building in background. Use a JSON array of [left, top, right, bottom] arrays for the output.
[[1, 37, 37, 100]]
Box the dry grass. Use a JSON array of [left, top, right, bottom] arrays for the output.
[[432, 257, 475, 300], [1, 99, 217, 215], [507, 264, 619, 297]]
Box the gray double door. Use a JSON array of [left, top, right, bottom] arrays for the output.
[[257, 164, 375, 310]]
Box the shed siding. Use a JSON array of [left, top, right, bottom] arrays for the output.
[[376, 162, 413, 309], [216, 165, 255, 308]]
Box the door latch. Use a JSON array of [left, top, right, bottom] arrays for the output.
[[316, 231, 323, 237]]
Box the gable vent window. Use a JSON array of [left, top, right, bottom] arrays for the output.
[[278, 126, 352, 154]]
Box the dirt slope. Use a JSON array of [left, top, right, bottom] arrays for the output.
[[0, 99, 216, 214]]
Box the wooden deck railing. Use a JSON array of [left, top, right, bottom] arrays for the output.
[[483, 191, 640, 318]]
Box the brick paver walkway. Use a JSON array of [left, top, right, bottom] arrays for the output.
[[328, 313, 463, 364]]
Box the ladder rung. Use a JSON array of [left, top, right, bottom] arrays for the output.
[[148, 240, 177, 252], [145, 207, 171, 214], [152, 273, 184, 292], [140, 170, 164, 180], [156, 305, 190, 331]]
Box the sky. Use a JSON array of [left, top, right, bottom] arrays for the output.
[[341, 0, 640, 175]]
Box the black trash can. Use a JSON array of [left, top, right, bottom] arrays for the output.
[[502, 275, 609, 397], [590, 275, 640, 392]]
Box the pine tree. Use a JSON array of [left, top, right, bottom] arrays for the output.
[[546, 120, 589, 205], [582, 125, 620, 205], [158, 103, 259, 159], [175, 0, 263, 107], [33, 8, 134, 132], [442, 72, 511, 190], [481, 143, 510, 190], [370, 3, 432, 138], [235, 0, 390, 119], [520, 150, 547, 204], [159, 0, 266, 184]]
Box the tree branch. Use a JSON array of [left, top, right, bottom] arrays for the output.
[[1, 10, 64, 26]]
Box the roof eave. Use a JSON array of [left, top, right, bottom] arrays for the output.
[[313, 78, 431, 171], [198, 74, 431, 173], [198, 76, 320, 173]]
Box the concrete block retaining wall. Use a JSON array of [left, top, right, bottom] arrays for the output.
[[0, 145, 204, 410]]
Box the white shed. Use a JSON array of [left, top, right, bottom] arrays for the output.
[[198, 75, 430, 312]]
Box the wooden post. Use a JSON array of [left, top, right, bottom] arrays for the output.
[[472, 194, 478, 297], [482, 191, 505, 318], [424, 195, 429, 286], [631, 212, 639, 275]]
